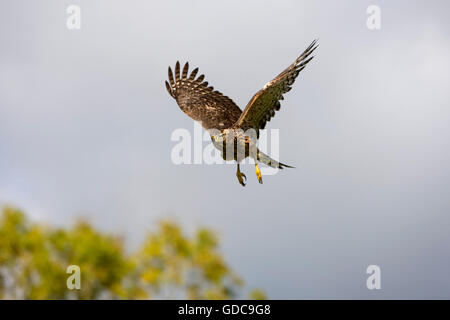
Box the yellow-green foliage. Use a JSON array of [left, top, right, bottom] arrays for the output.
[[0, 206, 266, 300]]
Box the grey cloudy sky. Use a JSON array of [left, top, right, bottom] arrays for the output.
[[1, 0, 450, 298]]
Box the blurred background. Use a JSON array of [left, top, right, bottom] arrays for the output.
[[1, 0, 450, 299]]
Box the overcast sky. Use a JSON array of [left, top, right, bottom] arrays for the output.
[[1, 0, 450, 298]]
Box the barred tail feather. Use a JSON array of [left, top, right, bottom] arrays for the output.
[[256, 150, 294, 169]]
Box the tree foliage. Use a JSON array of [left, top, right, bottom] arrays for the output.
[[0, 206, 266, 300]]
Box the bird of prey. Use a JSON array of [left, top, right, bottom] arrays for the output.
[[165, 40, 318, 186]]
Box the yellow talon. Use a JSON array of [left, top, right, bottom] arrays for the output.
[[236, 164, 246, 187], [255, 163, 263, 184]]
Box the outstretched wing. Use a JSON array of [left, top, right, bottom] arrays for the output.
[[232, 40, 318, 136], [165, 62, 242, 131]]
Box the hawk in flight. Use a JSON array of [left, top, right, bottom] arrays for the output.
[[166, 40, 318, 186]]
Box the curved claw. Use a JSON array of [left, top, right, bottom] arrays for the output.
[[237, 172, 246, 187], [236, 170, 246, 187]]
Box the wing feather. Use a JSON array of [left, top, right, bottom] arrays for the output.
[[168, 67, 175, 87], [189, 68, 199, 80], [233, 40, 318, 136], [182, 62, 189, 80], [196, 74, 205, 83], [175, 61, 180, 80], [165, 62, 242, 130]]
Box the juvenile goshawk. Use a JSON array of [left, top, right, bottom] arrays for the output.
[[165, 40, 318, 186]]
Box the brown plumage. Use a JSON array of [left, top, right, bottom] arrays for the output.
[[165, 40, 318, 186], [165, 61, 242, 130], [233, 39, 318, 136]]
